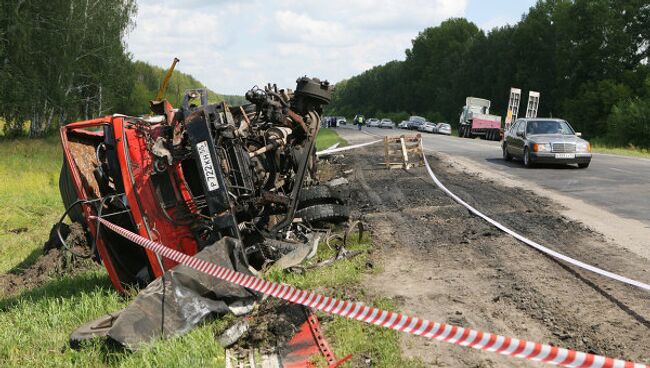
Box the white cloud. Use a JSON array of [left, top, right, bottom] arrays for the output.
[[479, 16, 515, 31], [126, 0, 467, 94]]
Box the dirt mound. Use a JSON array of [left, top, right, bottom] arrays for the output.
[[343, 148, 650, 366], [0, 222, 98, 297]]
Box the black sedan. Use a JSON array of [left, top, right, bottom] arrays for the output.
[[502, 118, 592, 168]]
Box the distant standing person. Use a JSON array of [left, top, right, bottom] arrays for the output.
[[355, 114, 365, 130]]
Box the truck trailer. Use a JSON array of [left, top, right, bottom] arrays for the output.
[[458, 97, 502, 141]]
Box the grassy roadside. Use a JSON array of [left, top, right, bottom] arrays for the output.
[[0, 130, 418, 367], [316, 128, 348, 151], [0, 135, 63, 273], [591, 144, 650, 159]]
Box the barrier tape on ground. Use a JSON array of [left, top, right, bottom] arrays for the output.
[[316, 139, 382, 156], [93, 216, 648, 368], [420, 151, 650, 292]]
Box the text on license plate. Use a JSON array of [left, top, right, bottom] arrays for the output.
[[196, 141, 220, 191], [555, 153, 575, 159]]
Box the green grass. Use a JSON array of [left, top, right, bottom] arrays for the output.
[[0, 270, 229, 367], [321, 298, 422, 368], [0, 135, 64, 274], [591, 143, 650, 159], [0, 132, 417, 367], [267, 234, 422, 367], [316, 128, 348, 151]]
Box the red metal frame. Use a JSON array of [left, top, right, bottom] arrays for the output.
[[61, 115, 202, 291]]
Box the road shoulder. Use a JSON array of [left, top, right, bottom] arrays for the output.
[[435, 150, 650, 262]]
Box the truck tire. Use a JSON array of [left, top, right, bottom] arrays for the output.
[[298, 185, 344, 210], [59, 159, 85, 224], [296, 204, 350, 226]]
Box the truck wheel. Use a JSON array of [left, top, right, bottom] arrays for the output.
[[458, 126, 463, 137], [298, 185, 344, 210], [523, 147, 534, 168], [502, 145, 512, 161], [296, 204, 350, 226]]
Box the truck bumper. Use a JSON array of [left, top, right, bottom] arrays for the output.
[[530, 152, 592, 164]]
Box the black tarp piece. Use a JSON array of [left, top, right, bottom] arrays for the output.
[[70, 237, 258, 350]]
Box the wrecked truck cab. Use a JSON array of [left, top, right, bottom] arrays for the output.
[[59, 77, 343, 293]]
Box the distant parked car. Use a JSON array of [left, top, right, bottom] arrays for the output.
[[419, 122, 437, 133], [367, 118, 380, 127], [336, 116, 347, 125], [502, 118, 592, 168], [407, 116, 426, 130], [380, 118, 394, 129], [398, 120, 409, 129], [437, 123, 451, 135]]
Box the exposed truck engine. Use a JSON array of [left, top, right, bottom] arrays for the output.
[[58, 76, 344, 293]]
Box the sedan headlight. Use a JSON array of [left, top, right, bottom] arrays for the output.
[[576, 142, 591, 153], [532, 143, 551, 152]]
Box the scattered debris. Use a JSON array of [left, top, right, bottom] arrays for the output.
[[217, 320, 250, 348], [326, 177, 349, 187], [54, 70, 357, 363]]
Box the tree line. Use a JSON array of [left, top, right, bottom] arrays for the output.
[[0, 0, 243, 138], [328, 0, 650, 148]]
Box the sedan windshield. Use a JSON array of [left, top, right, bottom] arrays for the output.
[[526, 120, 574, 135]]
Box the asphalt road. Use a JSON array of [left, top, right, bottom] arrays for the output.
[[336, 125, 650, 227]]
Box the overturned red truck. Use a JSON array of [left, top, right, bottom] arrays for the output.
[[58, 76, 350, 363]]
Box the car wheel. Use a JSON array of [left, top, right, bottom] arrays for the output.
[[578, 162, 590, 169], [523, 147, 534, 168], [502, 144, 512, 161]]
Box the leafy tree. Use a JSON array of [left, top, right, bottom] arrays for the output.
[[327, 0, 650, 146], [0, 1, 244, 137]]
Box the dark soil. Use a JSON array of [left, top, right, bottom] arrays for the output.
[[225, 299, 307, 354], [339, 148, 650, 367], [0, 222, 98, 297]]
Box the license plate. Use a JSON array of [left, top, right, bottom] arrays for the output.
[[196, 141, 220, 191], [555, 153, 575, 159]]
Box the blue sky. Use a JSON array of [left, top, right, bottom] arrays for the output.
[[127, 0, 537, 94]]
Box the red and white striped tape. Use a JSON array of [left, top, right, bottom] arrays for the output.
[[94, 216, 648, 368]]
